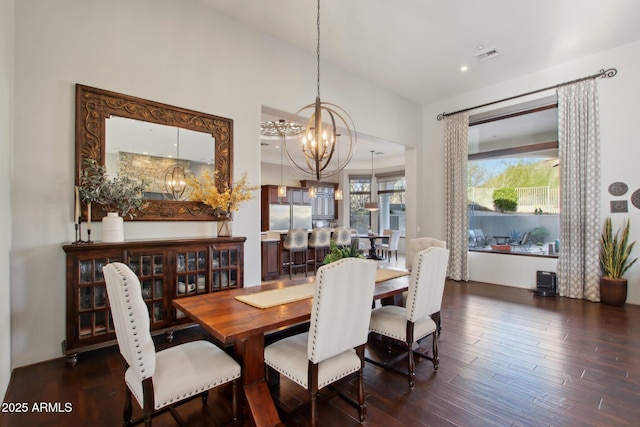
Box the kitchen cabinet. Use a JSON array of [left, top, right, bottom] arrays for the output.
[[300, 180, 338, 220], [261, 239, 280, 280], [62, 237, 245, 365]]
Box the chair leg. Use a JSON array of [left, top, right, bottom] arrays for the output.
[[232, 378, 238, 421], [124, 387, 133, 427], [432, 332, 439, 370], [406, 322, 416, 389], [356, 345, 366, 422], [309, 362, 319, 427]]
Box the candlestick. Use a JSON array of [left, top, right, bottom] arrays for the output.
[[74, 186, 80, 224], [86, 228, 92, 244], [87, 202, 92, 231]]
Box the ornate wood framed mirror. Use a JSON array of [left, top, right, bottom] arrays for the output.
[[75, 84, 233, 221]]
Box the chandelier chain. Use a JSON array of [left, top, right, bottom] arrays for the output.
[[316, 0, 321, 98]]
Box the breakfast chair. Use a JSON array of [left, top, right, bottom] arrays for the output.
[[103, 262, 241, 427], [264, 258, 378, 426], [379, 230, 401, 261], [308, 228, 332, 271], [368, 247, 449, 388], [283, 228, 309, 279]]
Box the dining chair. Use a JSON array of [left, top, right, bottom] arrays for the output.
[[368, 246, 449, 388], [283, 228, 309, 279], [375, 229, 392, 258], [264, 257, 378, 426], [379, 230, 401, 261], [405, 237, 447, 271], [103, 262, 241, 427], [308, 228, 332, 271]]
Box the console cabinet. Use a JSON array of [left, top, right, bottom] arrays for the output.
[[62, 237, 245, 365]]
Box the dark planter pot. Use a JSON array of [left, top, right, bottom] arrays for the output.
[[600, 277, 628, 306]]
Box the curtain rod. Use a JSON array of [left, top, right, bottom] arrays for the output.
[[436, 67, 617, 121]]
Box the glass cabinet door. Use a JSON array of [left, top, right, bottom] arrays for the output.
[[77, 254, 122, 340], [174, 247, 209, 320], [127, 252, 166, 326], [211, 245, 240, 291]]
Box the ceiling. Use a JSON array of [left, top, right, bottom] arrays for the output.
[[202, 0, 640, 168]]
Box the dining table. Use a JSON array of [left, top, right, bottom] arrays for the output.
[[358, 234, 388, 260], [173, 269, 411, 427]]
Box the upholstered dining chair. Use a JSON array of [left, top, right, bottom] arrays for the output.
[[103, 262, 241, 427], [368, 246, 449, 388], [379, 230, 401, 261], [405, 237, 447, 271], [308, 228, 332, 271], [404, 237, 447, 334], [264, 258, 378, 427], [283, 228, 309, 279]]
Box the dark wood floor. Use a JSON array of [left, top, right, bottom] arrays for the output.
[[2, 279, 640, 427]]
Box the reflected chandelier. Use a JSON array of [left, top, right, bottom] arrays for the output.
[[283, 0, 356, 182], [164, 128, 187, 200]]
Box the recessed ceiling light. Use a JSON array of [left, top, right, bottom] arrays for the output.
[[460, 65, 468, 72], [477, 45, 484, 50]]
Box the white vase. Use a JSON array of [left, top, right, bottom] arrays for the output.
[[102, 212, 124, 242]]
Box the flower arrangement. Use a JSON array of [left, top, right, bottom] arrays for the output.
[[186, 169, 258, 219], [78, 159, 147, 218]]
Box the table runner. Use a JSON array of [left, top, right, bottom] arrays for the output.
[[235, 268, 410, 309]]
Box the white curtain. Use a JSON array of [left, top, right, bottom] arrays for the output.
[[557, 79, 601, 301], [444, 112, 469, 281]]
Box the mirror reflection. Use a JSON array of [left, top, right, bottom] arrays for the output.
[[106, 117, 215, 201], [75, 84, 234, 221]]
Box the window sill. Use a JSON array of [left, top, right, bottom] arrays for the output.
[[469, 247, 559, 259]]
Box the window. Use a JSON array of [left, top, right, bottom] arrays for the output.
[[349, 173, 406, 236], [349, 177, 372, 235], [468, 106, 559, 256], [377, 174, 406, 237]]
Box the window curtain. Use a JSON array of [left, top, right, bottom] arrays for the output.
[[444, 112, 469, 281], [557, 79, 601, 301]]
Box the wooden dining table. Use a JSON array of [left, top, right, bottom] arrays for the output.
[[173, 271, 410, 427], [358, 234, 388, 260]]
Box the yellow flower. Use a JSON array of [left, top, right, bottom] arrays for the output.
[[186, 170, 258, 217]]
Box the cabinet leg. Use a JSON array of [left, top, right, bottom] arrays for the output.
[[66, 353, 78, 367], [165, 330, 174, 342]]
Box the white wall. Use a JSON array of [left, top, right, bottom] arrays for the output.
[[10, 0, 421, 367], [422, 40, 640, 302], [1, 0, 14, 397]]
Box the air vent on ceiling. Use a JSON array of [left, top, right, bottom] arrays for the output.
[[473, 46, 500, 62]]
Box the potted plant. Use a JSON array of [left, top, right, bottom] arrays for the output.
[[78, 159, 147, 242], [599, 217, 637, 306], [323, 240, 365, 264]]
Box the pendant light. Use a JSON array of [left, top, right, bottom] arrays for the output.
[[163, 128, 187, 200], [334, 133, 343, 200], [283, 0, 356, 182], [365, 150, 379, 211]]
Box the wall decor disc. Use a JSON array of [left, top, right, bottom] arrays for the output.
[[632, 189, 640, 210], [608, 182, 628, 196]]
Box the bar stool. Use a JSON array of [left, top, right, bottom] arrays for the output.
[[332, 227, 352, 247], [308, 228, 331, 272], [283, 228, 309, 279]]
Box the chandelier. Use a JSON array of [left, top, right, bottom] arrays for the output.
[[283, 0, 356, 182], [163, 128, 187, 200]]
